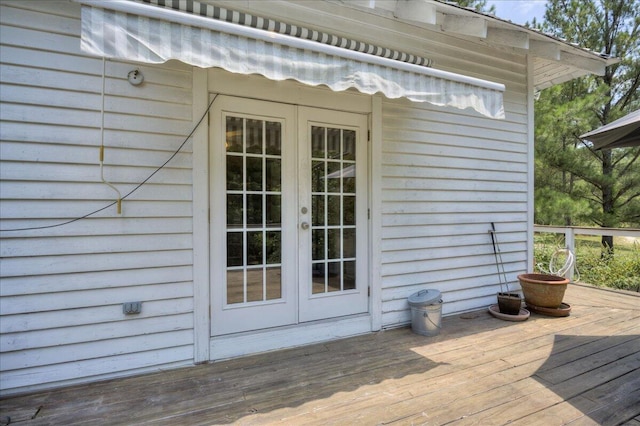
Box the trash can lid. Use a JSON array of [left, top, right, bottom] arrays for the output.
[[408, 289, 442, 307]]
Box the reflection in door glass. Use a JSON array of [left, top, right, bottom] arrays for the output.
[[265, 122, 282, 155], [226, 115, 283, 304], [246, 119, 263, 154], [226, 117, 243, 153], [265, 159, 281, 191], [310, 125, 357, 295], [246, 268, 263, 302], [246, 157, 263, 191], [266, 266, 282, 300], [227, 194, 243, 227], [343, 130, 356, 161], [226, 270, 244, 304], [226, 156, 243, 190]]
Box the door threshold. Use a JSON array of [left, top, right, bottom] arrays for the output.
[[209, 314, 372, 361]]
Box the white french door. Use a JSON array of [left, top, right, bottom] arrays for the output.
[[297, 107, 369, 322], [210, 97, 368, 336]]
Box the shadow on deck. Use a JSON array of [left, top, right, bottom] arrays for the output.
[[1, 283, 639, 425]]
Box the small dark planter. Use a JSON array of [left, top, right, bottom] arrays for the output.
[[497, 292, 522, 315]]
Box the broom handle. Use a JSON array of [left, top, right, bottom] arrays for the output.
[[490, 222, 510, 293]]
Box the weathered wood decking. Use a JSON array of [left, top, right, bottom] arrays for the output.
[[2, 283, 639, 425]]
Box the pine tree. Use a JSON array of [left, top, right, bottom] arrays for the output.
[[534, 0, 640, 251], [453, 0, 496, 13]]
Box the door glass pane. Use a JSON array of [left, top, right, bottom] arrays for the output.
[[311, 126, 325, 158], [344, 261, 356, 290], [343, 228, 356, 258], [328, 229, 340, 259], [247, 231, 263, 265], [343, 196, 355, 226], [246, 119, 263, 154], [266, 159, 281, 191], [246, 268, 263, 302], [312, 161, 324, 192], [266, 195, 281, 226], [312, 229, 324, 261], [312, 195, 324, 226], [226, 116, 243, 153], [312, 263, 326, 294], [343, 170, 355, 194], [227, 194, 243, 227], [327, 195, 341, 226], [266, 266, 282, 300], [343, 130, 356, 161], [246, 194, 263, 227], [326, 162, 341, 193], [226, 115, 283, 305], [265, 122, 281, 155], [246, 157, 263, 191], [226, 156, 243, 190], [309, 125, 358, 295], [328, 262, 341, 292], [266, 231, 281, 264], [227, 270, 244, 304], [327, 128, 341, 159], [227, 233, 243, 267]]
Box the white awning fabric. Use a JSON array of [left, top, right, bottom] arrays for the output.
[[78, 0, 505, 119]]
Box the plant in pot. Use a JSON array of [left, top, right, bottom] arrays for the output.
[[490, 223, 522, 315], [518, 247, 573, 316], [517, 273, 570, 309]]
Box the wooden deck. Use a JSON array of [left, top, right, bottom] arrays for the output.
[[2, 283, 639, 425]]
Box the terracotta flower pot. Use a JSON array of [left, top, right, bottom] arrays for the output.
[[517, 273, 570, 308]]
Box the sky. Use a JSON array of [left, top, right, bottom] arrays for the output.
[[485, 0, 548, 26]]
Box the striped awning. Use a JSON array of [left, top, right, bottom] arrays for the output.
[[78, 0, 505, 119]]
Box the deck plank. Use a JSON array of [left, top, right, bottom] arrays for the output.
[[1, 283, 638, 425]]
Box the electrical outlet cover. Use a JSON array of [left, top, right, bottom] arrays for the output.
[[123, 301, 142, 315]]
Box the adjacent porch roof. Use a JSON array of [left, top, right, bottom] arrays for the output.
[[580, 110, 640, 150]]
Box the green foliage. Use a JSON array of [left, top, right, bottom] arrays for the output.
[[453, 0, 496, 13], [577, 247, 640, 291], [533, 0, 640, 237], [534, 233, 640, 292]]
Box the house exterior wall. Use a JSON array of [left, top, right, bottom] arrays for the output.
[[1, 0, 531, 395], [379, 93, 529, 326], [214, 1, 532, 327], [0, 2, 197, 393], [377, 41, 529, 327]]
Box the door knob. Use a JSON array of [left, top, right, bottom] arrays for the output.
[[301, 222, 310, 230]]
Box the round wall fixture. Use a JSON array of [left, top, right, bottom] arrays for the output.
[[127, 69, 144, 86]]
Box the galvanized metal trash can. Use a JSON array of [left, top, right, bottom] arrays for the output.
[[408, 289, 443, 336]]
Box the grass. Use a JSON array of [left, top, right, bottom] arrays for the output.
[[534, 232, 640, 292]]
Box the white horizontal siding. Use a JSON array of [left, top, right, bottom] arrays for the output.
[[0, 266, 192, 296], [0, 2, 196, 394], [380, 51, 530, 327], [0, 0, 539, 394], [0, 348, 193, 391]]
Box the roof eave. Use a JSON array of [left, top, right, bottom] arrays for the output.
[[351, 0, 619, 89]]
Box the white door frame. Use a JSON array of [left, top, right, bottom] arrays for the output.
[[192, 70, 382, 362]]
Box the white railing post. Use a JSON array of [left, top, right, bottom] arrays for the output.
[[565, 227, 575, 281]]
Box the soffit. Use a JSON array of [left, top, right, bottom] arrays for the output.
[[214, 0, 617, 92]]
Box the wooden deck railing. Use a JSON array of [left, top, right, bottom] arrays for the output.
[[533, 225, 640, 281]]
